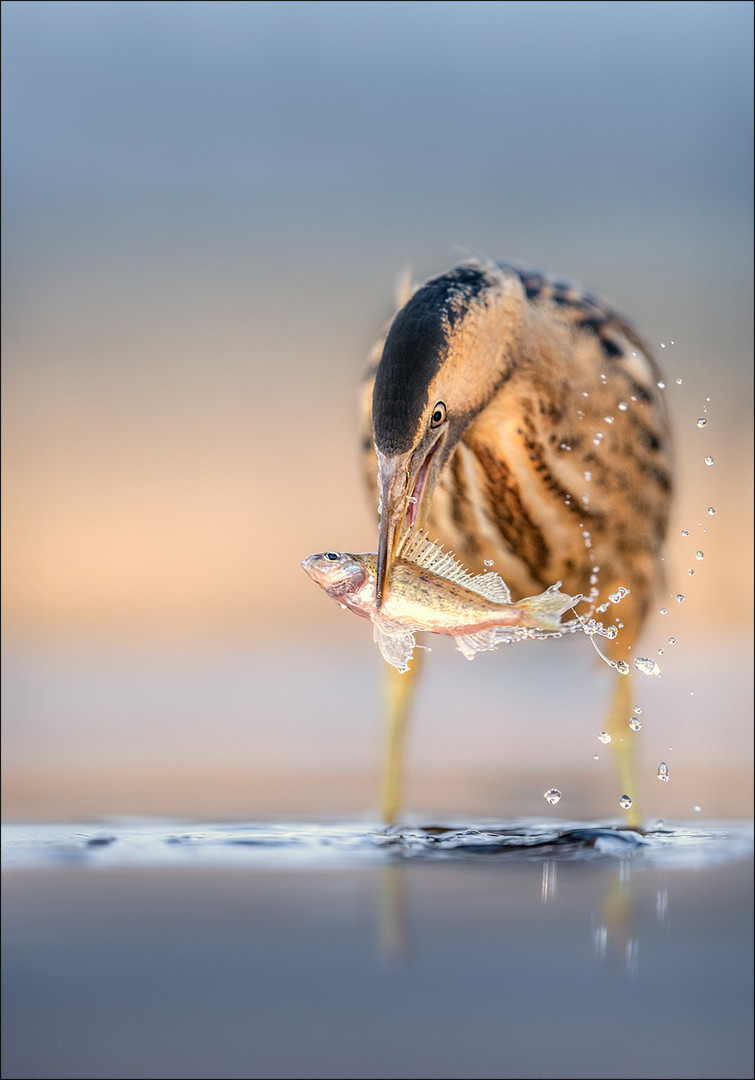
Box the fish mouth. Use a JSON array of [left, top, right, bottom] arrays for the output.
[[375, 435, 444, 608]]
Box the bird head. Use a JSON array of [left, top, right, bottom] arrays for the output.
[[371, 260, 525, 606]]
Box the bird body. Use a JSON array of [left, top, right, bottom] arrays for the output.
[[361, 259, 672, 650], [358, 257, 673, 825]]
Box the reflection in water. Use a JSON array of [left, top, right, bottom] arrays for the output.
[[378, 863, 409, 969], [541, 859, 558, 905], [656, 887, 669, 926], [593, 861, 639, 975]]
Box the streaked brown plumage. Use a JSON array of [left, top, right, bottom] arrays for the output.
[[359, 257, 673, 823]]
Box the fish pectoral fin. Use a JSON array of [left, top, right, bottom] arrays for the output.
[[454, 629, 500, 661], [373, 624, 418, 673]]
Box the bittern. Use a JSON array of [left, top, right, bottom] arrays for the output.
[[360, 258, 673, 827]]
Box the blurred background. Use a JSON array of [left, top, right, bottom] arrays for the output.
[[2, 0, 752, 822]]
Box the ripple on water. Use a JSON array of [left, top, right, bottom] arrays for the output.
[[1, 820, 752, 870]]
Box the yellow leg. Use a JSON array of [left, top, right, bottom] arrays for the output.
[[606, 671, 642, 828], [381, 650, 422, 825]]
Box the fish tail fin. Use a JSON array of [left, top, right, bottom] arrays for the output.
[[514, 586, 583, 633]]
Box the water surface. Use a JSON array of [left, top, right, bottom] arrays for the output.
[[2, 819, 752, 1079]]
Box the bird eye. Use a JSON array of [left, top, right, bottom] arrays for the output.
[[430, 401, 447, 428], [325, 552, 340, 561]]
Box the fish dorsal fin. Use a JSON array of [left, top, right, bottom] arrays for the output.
[[397, 532, 511, 604], [469, 571, 511, 605]]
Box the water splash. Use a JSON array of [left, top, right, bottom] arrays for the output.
[[634, 657, 661, 676]]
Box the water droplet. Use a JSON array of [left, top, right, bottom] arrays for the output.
[[582, 391, 589, 398], [704, 455, 715, 466], [707, 506, 716, 516], [619, 795, 633, 809], [695, 550, 704, 561], [633, 706, 643, 715], [615, 660, 630, 675], [406, 495, 417, 505], [635, 657, 661, 676], [687, 568, 694, 576], [544, 788, 562, 805], [668, 636, 676, 645], [604, 416, 614, 424], [693, 804, 702, 813], [483, 559, 493, 567], [676, 594, 685, 603], [681, 529, 689, 537], [629, 718, 643, 731], [593, 754, 599, 760], [660, 344, 666, 349], [657, 380, 666, 388], [659, 608, 667, 615], [618, 401, 628, 411], [657, 761, 669, 783], [598, 731, 612, 744], [658, 647, 665, 655], [705, 395, 711, 402], [584, 470, 592, 481], [675, 377, 682, 385], [696, 418, 707, 428]]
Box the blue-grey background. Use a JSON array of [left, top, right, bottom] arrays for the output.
[[2, 1, 752, 820]]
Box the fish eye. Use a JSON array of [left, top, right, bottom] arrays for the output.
[[324, 552, 340, 561], [430, 401, 447, 428]]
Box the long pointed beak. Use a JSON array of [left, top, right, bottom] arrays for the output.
[[375, 451, 412, 609]]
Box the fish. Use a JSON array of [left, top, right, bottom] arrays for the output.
[[301, 532, 583, 673]]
